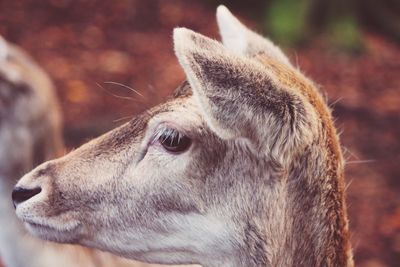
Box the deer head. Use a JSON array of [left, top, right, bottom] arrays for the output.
[[13, 6, 352, 267]]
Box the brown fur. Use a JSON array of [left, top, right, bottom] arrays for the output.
[[256, 55, 351, 266]]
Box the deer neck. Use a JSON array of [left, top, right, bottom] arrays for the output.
[[213, 152, 353, 267], [269, 154, 351, 267]]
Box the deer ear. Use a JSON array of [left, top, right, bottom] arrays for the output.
[[216, 5, 291, 66], [174, 28, 313, 157]]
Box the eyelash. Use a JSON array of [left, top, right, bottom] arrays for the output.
[[152, 126, 183, 144], [151, 125, 192, 153], [152, 125, 180, 143]]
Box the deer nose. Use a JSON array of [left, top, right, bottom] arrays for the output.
[[12, 187, 42, 208]]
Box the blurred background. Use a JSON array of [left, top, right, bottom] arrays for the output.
[[0, 0, 399, 266]]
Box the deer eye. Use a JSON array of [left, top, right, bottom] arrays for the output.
[[158, 128, 191, 153]]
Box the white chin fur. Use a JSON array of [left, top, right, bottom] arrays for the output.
[[25, 220, 81, 243]]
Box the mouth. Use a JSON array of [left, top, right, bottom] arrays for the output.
[[24, 220, 82, 243]]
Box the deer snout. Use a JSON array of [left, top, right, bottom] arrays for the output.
[[13, 161, 55, 209], [12, 187, 42, 208]]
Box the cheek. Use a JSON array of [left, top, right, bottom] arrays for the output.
[[120, 147, 203, 213], [133, 145, 192, 183]]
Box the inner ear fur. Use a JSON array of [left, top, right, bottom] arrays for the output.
[[174, 28, 318, 163]]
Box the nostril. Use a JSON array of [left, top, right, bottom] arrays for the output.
[[12, 187, 42, 208]]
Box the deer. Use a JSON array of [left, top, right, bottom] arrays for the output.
[[10, 5, 353, 267], [0, 35, 190, 267]]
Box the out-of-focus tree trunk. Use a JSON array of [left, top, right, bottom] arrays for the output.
[[357, 0, 400, 42], [307, 0, 355, 35], [308, 0, 400, 42]]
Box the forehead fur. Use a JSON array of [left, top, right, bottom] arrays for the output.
[[172, 80, 193, 99]]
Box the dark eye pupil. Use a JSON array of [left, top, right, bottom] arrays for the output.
[[160, 133, 191, 153]]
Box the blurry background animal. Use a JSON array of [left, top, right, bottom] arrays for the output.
[[0, 36, 194, 267]]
